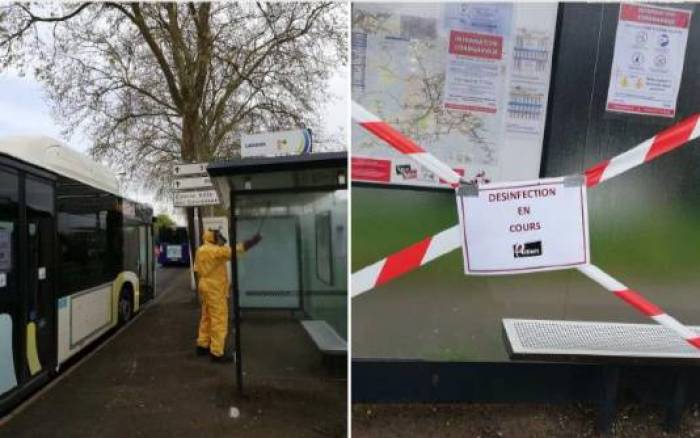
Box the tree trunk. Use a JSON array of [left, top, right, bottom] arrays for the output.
[[181, 111, 201, 290]]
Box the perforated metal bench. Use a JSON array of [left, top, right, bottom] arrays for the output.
[[503, 318, 700, 361], [503, 318, 700, 433], [301, 320, 347, 356]]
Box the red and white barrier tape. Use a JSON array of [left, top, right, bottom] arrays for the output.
[[352, 101, 463, 187], [352, 225, 461, 298], [577, 264, 700, 350], [352, 113, 700, 292], [584, 113, 700, 188], [351, 106, 700, 348]]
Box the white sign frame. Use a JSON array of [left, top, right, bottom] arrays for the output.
[[173, 163, 208, 176], [456, 177, 590, 275], [173, 176, 213, 190]]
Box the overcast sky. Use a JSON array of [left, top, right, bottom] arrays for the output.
[[0, 63, 348, 222], [0, 71, 67, 142]]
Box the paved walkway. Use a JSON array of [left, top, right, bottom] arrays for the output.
[[0, 268, 346, 437]]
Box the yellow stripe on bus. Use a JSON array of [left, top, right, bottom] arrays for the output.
[[26, 322, 42, 376]]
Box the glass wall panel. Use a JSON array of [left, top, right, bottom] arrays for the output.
[[236, 189, 348, 339]]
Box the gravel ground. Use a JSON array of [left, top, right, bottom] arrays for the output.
[[353, 402, 700, 437]]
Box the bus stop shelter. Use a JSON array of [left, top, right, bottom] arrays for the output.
[[207, 152, 347, 395]]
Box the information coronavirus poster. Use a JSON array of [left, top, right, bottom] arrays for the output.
[[606, 4, 692, 118], [456, 177, 589, 275], [444, 31, 503, 113]]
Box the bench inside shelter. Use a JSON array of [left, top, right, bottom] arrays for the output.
[[503, 318, 700, 433], [301, 320, 346, 374]]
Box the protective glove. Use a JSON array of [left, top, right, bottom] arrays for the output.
[[243, 233, 262, 251]]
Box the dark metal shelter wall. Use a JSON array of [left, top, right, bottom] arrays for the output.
[[543, 2, 700, 317], [352, 3, 700, 364], [544, 3, 700, 180]]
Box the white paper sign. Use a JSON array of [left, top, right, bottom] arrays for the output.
[[173, 189, 220, 207], [0, 273, 6, 288], [456, 177, 589, 275], [606, 4, 691, 118]]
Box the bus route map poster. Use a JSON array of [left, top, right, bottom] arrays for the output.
[[351, 3, 558, 189]]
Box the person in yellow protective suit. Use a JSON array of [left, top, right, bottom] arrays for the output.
[[194, 229, 262, 363]]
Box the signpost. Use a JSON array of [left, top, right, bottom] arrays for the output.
[[173, 189, 219, 207], [173, 162, 207, 176], [173, 176, 213, 191], [172, 163, 219, 207], [172, 162, 220, 290]]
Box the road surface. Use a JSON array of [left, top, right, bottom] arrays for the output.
[[0, 267, 346, 437]]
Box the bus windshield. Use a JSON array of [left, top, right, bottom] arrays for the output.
[[159, 227, 188, 244]]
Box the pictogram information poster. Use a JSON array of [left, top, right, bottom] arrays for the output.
[[606, 4, 692, 118]]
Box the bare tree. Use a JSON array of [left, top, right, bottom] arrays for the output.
[[0, 1, 347, 248]]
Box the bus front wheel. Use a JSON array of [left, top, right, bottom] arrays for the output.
[[118, 285, 134, 325]]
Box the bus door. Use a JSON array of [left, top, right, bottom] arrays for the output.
[[138, 225, 152, 302], [147, 225, 154, 294], [24, 176, 56, 378], [0, 166, 20, 397]]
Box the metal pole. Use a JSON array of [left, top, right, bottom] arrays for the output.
[[229, 188, 243, 396], [193, 207, 202, 248], [195, 206, 204, 244], [187, 206, 197, 291], [190, 207, 203, 293]]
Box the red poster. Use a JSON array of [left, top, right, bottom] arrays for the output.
[[448, 31, 503, 60], [620, 4, 690, 29], [352, 157, 391, 183]]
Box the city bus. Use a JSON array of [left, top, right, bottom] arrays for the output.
[[0, 136, 155, 415], [157, 226, 190, 266]]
